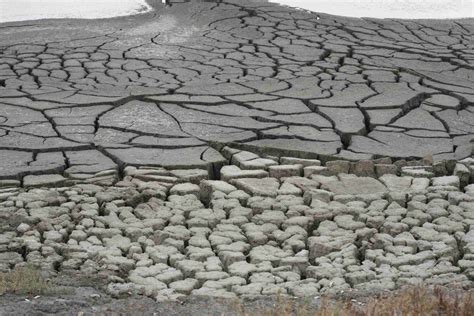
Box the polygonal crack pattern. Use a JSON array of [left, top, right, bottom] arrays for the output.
[[1, 0, 474, 302], [0, 0, 473, 182], [0, 148, 473, 300]]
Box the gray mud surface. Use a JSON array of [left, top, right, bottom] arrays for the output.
[[0, 0, 473, 182], [0, 1, 473, 315]]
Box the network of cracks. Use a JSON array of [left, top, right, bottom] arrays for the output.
[[0, 147, 473, 301], [0, 0, 473, 182], [1, 0, 474, 304]]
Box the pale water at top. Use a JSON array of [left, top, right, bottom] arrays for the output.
[[272, 0, 473, 19], [0, 0, 152, 23], [0, 0, 472, 23]]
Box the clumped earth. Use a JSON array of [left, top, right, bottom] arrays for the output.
[[0, 0, 473, 314], [0, 146, 473, 314]]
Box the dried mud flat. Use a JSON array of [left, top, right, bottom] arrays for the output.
[[0, 0, 473, 179], [0, 146, 474, 314], [0, 0, 473, 314]]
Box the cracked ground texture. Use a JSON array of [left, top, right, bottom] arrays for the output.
[[0, 147, 474, 301], [1, 0, 474, 305], [0, 0, 473, 182]]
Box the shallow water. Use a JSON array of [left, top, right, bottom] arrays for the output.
[[0, 0, 152, 23], [271, 0, 473, 19]]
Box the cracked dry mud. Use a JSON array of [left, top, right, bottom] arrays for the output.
[[1, 146, 474, 306], [0, 0, 474, 312], [0, 0, 473, 180]]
